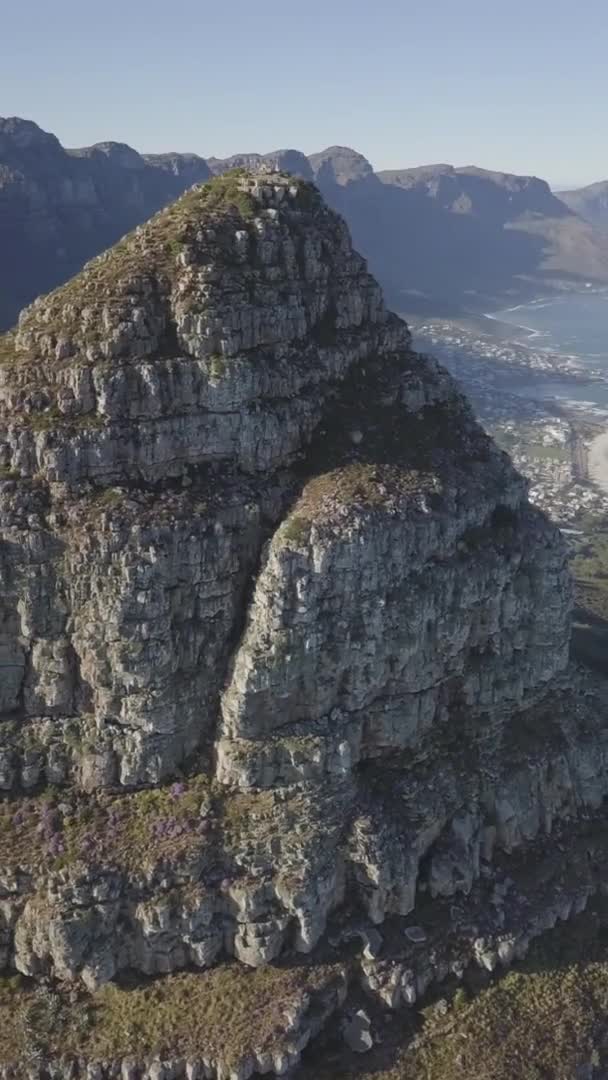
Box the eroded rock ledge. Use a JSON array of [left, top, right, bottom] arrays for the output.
[[2, 810, 608, 1078], [0, 170, 602, 1075]]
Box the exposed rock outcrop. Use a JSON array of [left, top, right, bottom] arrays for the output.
[[0, 169, 604, 1076]]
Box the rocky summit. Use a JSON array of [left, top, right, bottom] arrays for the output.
[[0, 170, 605, 1078]]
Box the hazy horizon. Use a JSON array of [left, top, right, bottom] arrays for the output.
[[4, 0, 608, 189], [1, 111, 602, 193]]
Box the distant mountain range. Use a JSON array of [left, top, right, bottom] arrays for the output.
[[559, 180, 608, 231], [304, 155, 608, 314], [1, 116, 607, 329]]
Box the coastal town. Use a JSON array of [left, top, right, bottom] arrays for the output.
[[411, 318, 608, 528]]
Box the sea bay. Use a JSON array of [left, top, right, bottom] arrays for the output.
[[492, 292, 608, 367]]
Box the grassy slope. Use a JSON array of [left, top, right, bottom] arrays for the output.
[[0, 960, 343, 1070], [298, 905, 608, 1080]]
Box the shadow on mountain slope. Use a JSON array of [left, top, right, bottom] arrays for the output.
[[315, 165, 608, 315]]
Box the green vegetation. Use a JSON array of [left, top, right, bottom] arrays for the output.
[[7, 911, 608, 1076], [573, 527, 608, 594], [209, 353, 227, 379], [295, 179, 323, 211], [22, 408, 107, 434], [23, 406, 64, 431], [527, 443, 570, 463], [193, 170, 257, 219], [494, 426, 570, 464], [407, 907, 608, 1080], [280, 461, 437, 547], [301, 906, 608, 1080], [61, 481, 216, 535], [0, 961, 341, 1069], [0, 775, 215, 874], [90, 487, 126, 512], [296, 463, 437, 520], [282, 514, 311, 546], [410, 971, 603, 1079]]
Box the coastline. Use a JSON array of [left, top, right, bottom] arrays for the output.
[[485, 289, 608, 356]]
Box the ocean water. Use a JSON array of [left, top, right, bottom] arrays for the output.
[[492, 292, 608, 368]]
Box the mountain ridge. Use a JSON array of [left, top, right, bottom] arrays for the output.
[[2, 116, 608, 330]]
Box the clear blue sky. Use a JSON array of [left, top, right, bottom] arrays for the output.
[[3, 0, 607, 187]]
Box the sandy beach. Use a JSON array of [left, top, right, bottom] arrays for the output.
[[588, 430, 608, 495]]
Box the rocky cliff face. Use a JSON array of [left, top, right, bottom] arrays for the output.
[[0, 170, 603, 1078]]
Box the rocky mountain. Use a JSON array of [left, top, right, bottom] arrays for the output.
[[559, 179, 608, 230], [343, 159, 608, 312], [3, 119, 608, 331], [0, 169, 606, 1077], [0, 116, 210, 330], [308, 145, 377, 187], [207, 149, 313, 180]]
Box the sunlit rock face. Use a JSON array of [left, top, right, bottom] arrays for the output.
[[0, 170, 571, 790], [0, 169, 596, 1080]]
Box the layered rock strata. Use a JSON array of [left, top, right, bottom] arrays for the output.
[[0, 170, 602, 1076]]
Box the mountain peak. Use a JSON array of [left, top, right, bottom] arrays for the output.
[[68, 140, 145, 169], [1, 168, 376, 486], [142, 151, 211, 179], [9, 171, 324, 372], [308, 145, 375, 186], [0, 115, 63, 154]]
